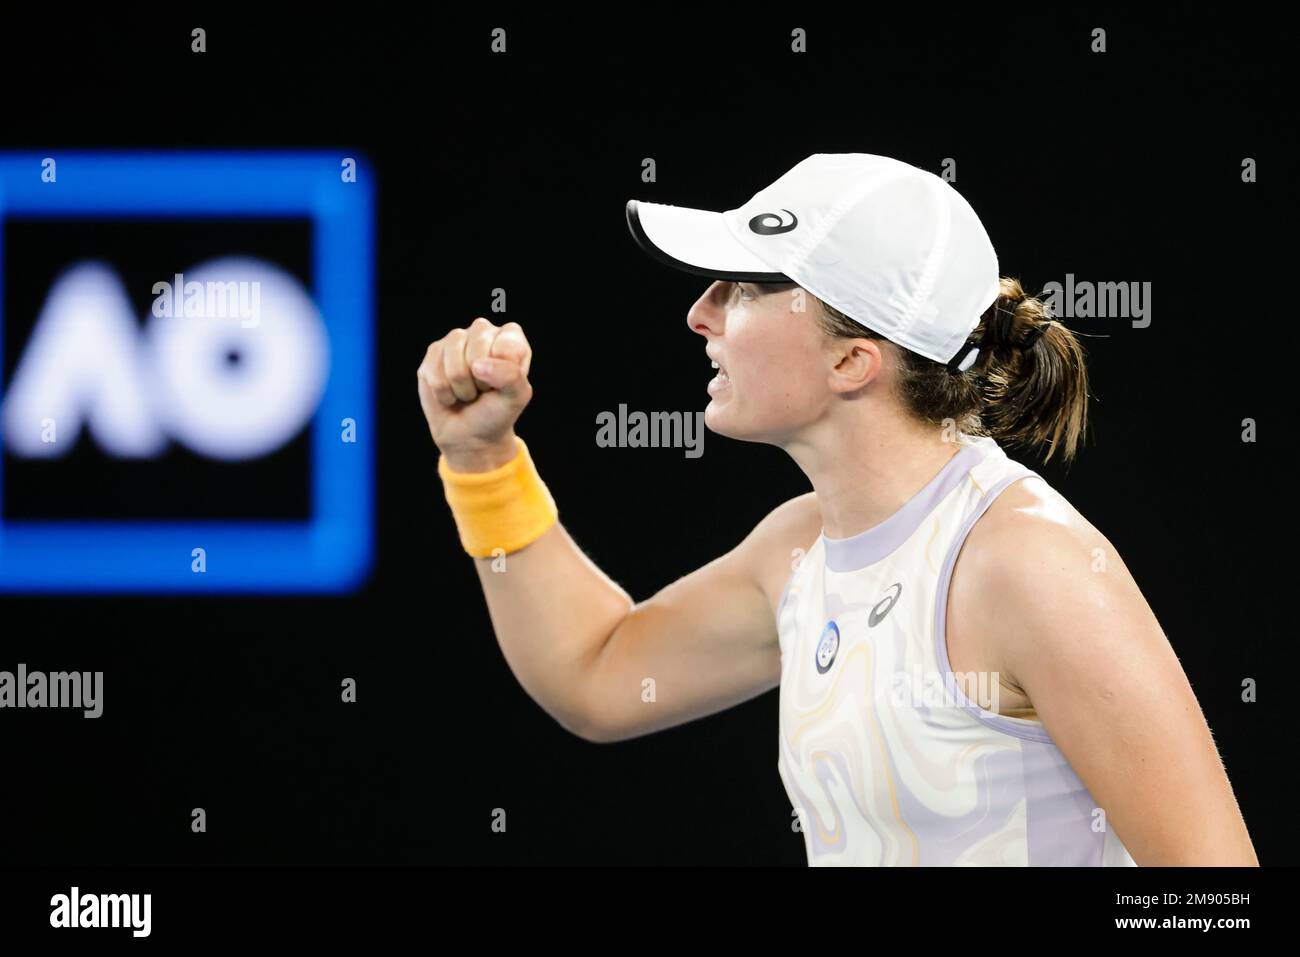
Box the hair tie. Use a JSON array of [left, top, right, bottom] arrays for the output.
[[1023, 319, 1051, 349], [982, 296, 1052, 352], [946, 295, 1047, 375], [982, 297, 1022, 348]]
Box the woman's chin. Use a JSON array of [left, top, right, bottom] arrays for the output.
[[703, 401, 741, 439]]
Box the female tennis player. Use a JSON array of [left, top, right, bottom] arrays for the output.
[[417, 154, 1257, 866]]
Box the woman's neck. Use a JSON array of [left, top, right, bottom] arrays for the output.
[[783, 417, 967, 540]]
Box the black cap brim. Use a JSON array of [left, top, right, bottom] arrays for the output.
[[625, 199, 792, 282]]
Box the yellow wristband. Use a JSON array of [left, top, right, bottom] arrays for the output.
[[437, 436, 558, 558]]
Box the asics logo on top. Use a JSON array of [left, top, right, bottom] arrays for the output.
[[748, 209, 798, 235], [868, 583, 903, 627], [814, 584, 902, 675]]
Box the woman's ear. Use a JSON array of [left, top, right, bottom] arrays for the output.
[[827, 338, 883, 393]]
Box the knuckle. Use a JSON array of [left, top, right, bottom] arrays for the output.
[[443, 342, 467, 371], [490, 333, 524, 357]]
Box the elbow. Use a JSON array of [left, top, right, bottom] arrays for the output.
[[557, 706, 635, 745], [561, 716, 616, 745], [547, 701, 615, 744]]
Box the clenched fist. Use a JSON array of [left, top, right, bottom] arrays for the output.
[[417, 317, 534, 472]]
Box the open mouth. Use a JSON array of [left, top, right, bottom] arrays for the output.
[[710, 359, 730, 383]]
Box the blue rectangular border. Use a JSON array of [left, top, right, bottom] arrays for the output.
[[0, 151, 374, 592]]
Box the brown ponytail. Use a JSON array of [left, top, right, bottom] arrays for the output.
[[811, 277, 1092, 467]]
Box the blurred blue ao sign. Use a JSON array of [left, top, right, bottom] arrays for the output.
[[0, 152, 374, 592]]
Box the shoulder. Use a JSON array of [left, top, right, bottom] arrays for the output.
[[964, 475, 1122, 575], [956, 475, 1146, 680], [755, 490, 822, 539], [747, 490, 822, 559], [735, 491, 822, 615]]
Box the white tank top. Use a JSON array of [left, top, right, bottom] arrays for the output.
[[776, 434, 1138, 866]]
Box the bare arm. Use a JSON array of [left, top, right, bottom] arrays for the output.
[[460, 490, 819, 743], [964, 500, 1258, 866], [418, 317, 821, 744], [574, 492, 820, 742]]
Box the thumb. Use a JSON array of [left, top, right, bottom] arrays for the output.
[[470, 357, 526, 397]]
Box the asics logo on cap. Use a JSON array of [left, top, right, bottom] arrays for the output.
[[748, 209, 798, 235]]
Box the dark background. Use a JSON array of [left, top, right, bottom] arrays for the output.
[[0, 10, 1293, 866]]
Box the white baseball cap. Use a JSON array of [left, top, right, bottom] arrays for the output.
[[625, 153, 1000, 372]]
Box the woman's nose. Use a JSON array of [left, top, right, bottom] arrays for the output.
[[686, 281, 727, 337]]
